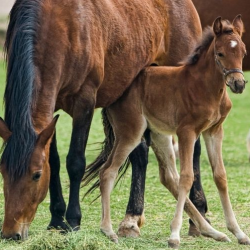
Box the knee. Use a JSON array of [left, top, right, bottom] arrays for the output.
[[179, 173, 194, 191], [213, 170, 227, 191]]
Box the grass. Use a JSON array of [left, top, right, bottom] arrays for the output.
[[0, 56, 250, 250]]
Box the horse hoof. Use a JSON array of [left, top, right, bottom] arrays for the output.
[[47, 219, 68, 233], [218, 235, 231, 242], [168, 239, 180, 249], [118, 222, 140, 238], [110, 234, 119, 243], [101, 228, 118, 243], [238, 236, 250, 245], [188, 224, 200, 237]]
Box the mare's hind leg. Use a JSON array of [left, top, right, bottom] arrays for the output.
[[100, 108, 147, 242], [189, 137, 209, 237], [150, 132, 230, 248], [47, 132, 67, 231], [118, 139, 148, 238], [66, 87, 96, 230], [203, 128, 250, 245]]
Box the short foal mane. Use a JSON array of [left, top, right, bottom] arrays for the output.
[[1, 0, 42, 181], [181, 27, 214, 65], [182, 20, 234, 66]]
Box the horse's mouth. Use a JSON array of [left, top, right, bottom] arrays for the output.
[[227, 81, 245, 94], [1, 223, 30, 241]]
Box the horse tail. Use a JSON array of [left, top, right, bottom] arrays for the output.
[[82, 108, 130, 198]]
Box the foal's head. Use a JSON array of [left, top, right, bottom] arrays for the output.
[[213, 15, 247, 93]]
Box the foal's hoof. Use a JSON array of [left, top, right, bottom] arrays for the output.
[[216, 234, 231, 242], [238, 236, 250, 245], [188, 223, 200, 237], [168, 239, 180, 249], [110, 234, 119, 243], [101, 229, 118, 243]]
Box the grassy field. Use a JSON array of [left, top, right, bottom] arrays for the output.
[[0, 56, 250, 250]]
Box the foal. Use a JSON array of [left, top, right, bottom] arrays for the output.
[[98, 16, 249, 248]]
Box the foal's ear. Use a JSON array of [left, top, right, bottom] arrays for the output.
[[37, 115, 59, 148], [213, 16, 223, 36], [0, 117, 12, 142], [232, 14, 244, 37]]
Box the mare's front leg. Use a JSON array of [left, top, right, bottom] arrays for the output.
[[118, 140, 148, 238], [47, 132, 67, 231], [66, 87, 96, 230], [203, 127, 250, 245], [189, 137, 209, 236]]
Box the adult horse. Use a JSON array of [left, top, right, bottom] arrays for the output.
[[192, 0, 250, 70], [87, 16, 249, 248], [0, 0, 202, 240]]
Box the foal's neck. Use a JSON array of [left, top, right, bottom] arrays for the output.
[[198, 40, 225, 88]]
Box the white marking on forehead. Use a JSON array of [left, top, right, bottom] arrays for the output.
[[230, 40, 238, 48]]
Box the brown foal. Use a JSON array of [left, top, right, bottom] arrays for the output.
[[98, 16, 249, 248]]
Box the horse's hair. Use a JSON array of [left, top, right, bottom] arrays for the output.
[[1, 0, 41, 181], [181, 27, 214, 65], [182, 20, 234, 66]]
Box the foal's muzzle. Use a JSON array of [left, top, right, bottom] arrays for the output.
[[226, 77, 247, 94]]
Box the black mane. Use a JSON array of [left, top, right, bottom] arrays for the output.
[[181, 27, 215, 66], [1, 0, 42, 181]]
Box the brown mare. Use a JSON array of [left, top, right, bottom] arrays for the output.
[[0, 0, 202, 240], [88, 16, 250, 248]]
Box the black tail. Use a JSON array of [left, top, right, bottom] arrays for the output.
[[82, 108, 130, 198]]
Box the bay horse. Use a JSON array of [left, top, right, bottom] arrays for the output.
[[0, 0, 202, 240], [192, 0, 250, 70], [87, 16, 250, 248]]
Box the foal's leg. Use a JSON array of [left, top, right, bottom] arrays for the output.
[[188, 137, 209, 236], [100, 109, 147, 242], [203, 128, 250, 245], [118, 140, 148, 237], [150, 132, 230, 248], [47, 132, 67, 230], [66, 87, 96, 230]]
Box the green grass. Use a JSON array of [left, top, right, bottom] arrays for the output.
[[0, 58, 250, 250]]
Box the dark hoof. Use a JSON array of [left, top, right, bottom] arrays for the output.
[[47, 218, 68, 233], [168, 239, 180, 249], [188, 223, 200, 237], [66, 219, 81, 232], [47, 218, 80, 233]]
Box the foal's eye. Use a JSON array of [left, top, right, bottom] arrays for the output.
[[217, 52, 224, 57], [32, 171, 42, 181]]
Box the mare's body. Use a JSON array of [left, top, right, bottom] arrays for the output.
[[0, 0, 202, 240], [93, 17, 250, 247]]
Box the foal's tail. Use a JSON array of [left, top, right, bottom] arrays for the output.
[[82, 108, 130, 198]]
